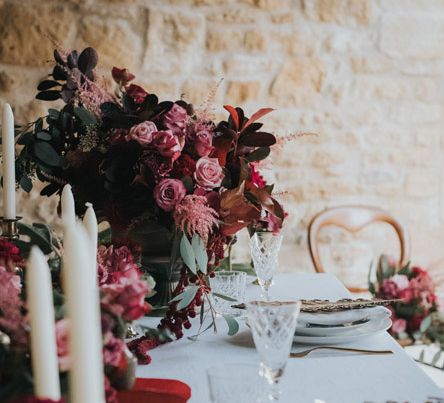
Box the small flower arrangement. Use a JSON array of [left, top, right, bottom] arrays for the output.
[[0, 226, 165, 403], [369, 255, 439, 343]]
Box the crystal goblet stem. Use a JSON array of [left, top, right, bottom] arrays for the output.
[[247, 300, 301, 401], [250, 232, 283, 300]]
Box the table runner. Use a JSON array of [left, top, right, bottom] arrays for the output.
[[137, 273, 444, 403]]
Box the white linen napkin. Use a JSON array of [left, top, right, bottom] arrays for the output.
[[298, 306, 391, 326]]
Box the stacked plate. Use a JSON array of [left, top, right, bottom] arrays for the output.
[[294, 306, 392, 344]]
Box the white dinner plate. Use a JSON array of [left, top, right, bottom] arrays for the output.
[[293, 316, 392, 345], [295, 317, 373, 337]]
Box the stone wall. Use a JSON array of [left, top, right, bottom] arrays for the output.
[[1, 0, 444, 285]]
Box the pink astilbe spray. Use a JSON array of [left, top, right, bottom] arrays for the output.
[[72, 73, 114, 117], [173, 195, 219, 243]]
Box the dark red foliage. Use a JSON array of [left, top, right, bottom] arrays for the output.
[[112, 67, 135, 85], [125, 84, 148, 104], [171, 154, 196, 178]]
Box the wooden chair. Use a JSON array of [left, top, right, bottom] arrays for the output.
[[308, 205, 410, 293]]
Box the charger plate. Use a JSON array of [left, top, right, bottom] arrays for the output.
[[293, 316, 392, 345]]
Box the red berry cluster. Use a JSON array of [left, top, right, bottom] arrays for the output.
[[127, 335, 160, 365], [158, 267, 209, 339]]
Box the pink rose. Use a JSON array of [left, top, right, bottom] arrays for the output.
[[391, 274, 409, 290], [391, 317, 407, 335], [381, 279, 399, 299], [101, 277, 149, 321], [194, 130, 214, 157], [398, 287, 415, 303], [55, 319, 70, 372], [163, 103, 187, 136], [194, 157, 224, 190], [125, 121, 157, 145], [152, 130, 182, 161], [154, 178, 186, 212]]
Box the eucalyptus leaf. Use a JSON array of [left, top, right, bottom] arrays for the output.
[[17, 223, 53, 255], [34, 141, 61, 167], [48, 108, 60, 119], [74, 106, 98, 126], [169, 286, 198, 304], [192, 234, 208, 274], [180, 235, 196, 274], [177, 286, 199, 311], [213, 292, 237, 302], [200, 299, 205, 324], [222, 315, 239, 336], [36, 131, 52, 141], [19, 176, 33, 192], [420, 315, 432, 333], [188, 321, 214, 341]]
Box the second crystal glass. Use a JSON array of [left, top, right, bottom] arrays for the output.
[[249, 232, 283, 300], [210, 270, 247, 316], [247, 300, 301, 401]]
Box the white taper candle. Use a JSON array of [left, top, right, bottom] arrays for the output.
[[64, 222, 105, 403], [83, 203, 98, 285], [2, 103, 16, 219], [27, 246, 61, 400], [61, 184, 76, 226]]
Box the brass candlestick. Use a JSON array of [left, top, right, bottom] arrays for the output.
[[1, 216, 22, 239]]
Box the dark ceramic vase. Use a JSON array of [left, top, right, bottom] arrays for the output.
[[113, 223, 182, 307]]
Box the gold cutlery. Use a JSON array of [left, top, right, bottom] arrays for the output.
[[290, 346, 394, 358]]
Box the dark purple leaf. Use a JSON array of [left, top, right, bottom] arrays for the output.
[[36, 90, 61, 101], [40, 183, 60, 197], [239, 132, 276, 147], [78, 47, 98, 75], [240, 122, 263, 136], [52, 65, 67, 80], [53, 49, 65, 65], [235, 107, 245, 130], [67, 50, 78, 69], [61, 87, 73, 103], [245, 146, 271, 162], [37, 80, 60, 91]]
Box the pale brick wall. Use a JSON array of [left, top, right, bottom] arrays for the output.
[[1, 0, 444, 285]]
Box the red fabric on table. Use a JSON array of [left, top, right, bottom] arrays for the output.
[[117, 378, 191, 403]]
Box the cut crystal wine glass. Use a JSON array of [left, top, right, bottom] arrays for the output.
[[210, 270, 247, 316], [207, 363, 268, 403], [249, 232, 283, 300], [246, 300, 301, 401]]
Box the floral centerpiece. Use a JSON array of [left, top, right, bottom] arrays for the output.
[[0, 225, 166, 403], [369, 255, 439, 345], [13, 47, 286, 338]]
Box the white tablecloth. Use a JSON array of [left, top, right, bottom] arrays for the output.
[[137, 273, 444, 403]]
